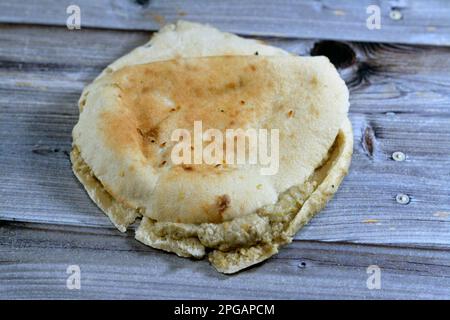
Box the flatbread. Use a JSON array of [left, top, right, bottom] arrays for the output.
[[71, 21, 353, 273]]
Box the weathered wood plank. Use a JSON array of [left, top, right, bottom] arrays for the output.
[[1, 25, 450, 116], [1, 221, 449, 299], [1, 110, 450, 246], [1, 25, 450, 246], [1, 0, 450, 46]]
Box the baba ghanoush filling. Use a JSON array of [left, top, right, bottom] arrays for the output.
[[71, 121, 350, 273]]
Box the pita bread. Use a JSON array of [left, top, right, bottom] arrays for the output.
[[71, 21, 353, 273]]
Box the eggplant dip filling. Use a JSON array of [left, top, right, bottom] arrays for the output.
[[70, 21, 353, 274], [71, 119, 352, 273]]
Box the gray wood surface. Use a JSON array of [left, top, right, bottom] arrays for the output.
[[2, 221, 450, 299], [1, 1, 450, 299], [1, 0, 450, 46]]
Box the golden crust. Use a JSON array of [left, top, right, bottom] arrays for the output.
[[73, 55, 348, 224], [70, 21, 353, 274]]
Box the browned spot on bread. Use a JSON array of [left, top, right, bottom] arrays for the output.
[[136, 127, 144, 138], [217, 194, 231, 216], [310, 75, 318, 87], [225, 82, 237, 90], [194, 87, 203, 97], [114, 57, 271, 131], [182, 164, 193, 171], [101, 56, 279, 175], [159, 160, 167, 167], [308, 105, 319, 118], [138, 126, 159, 143], [101, 111, 140, 151]]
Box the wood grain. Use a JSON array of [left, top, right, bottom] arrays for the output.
[[1, 221, 450, 299], [1, 0, 450, 46], [0, 18, 450, 299]]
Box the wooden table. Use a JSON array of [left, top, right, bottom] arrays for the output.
[[1, 0, 449, 299]]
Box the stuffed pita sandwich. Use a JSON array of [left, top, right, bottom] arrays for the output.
[[71, 21, 353, 274]]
